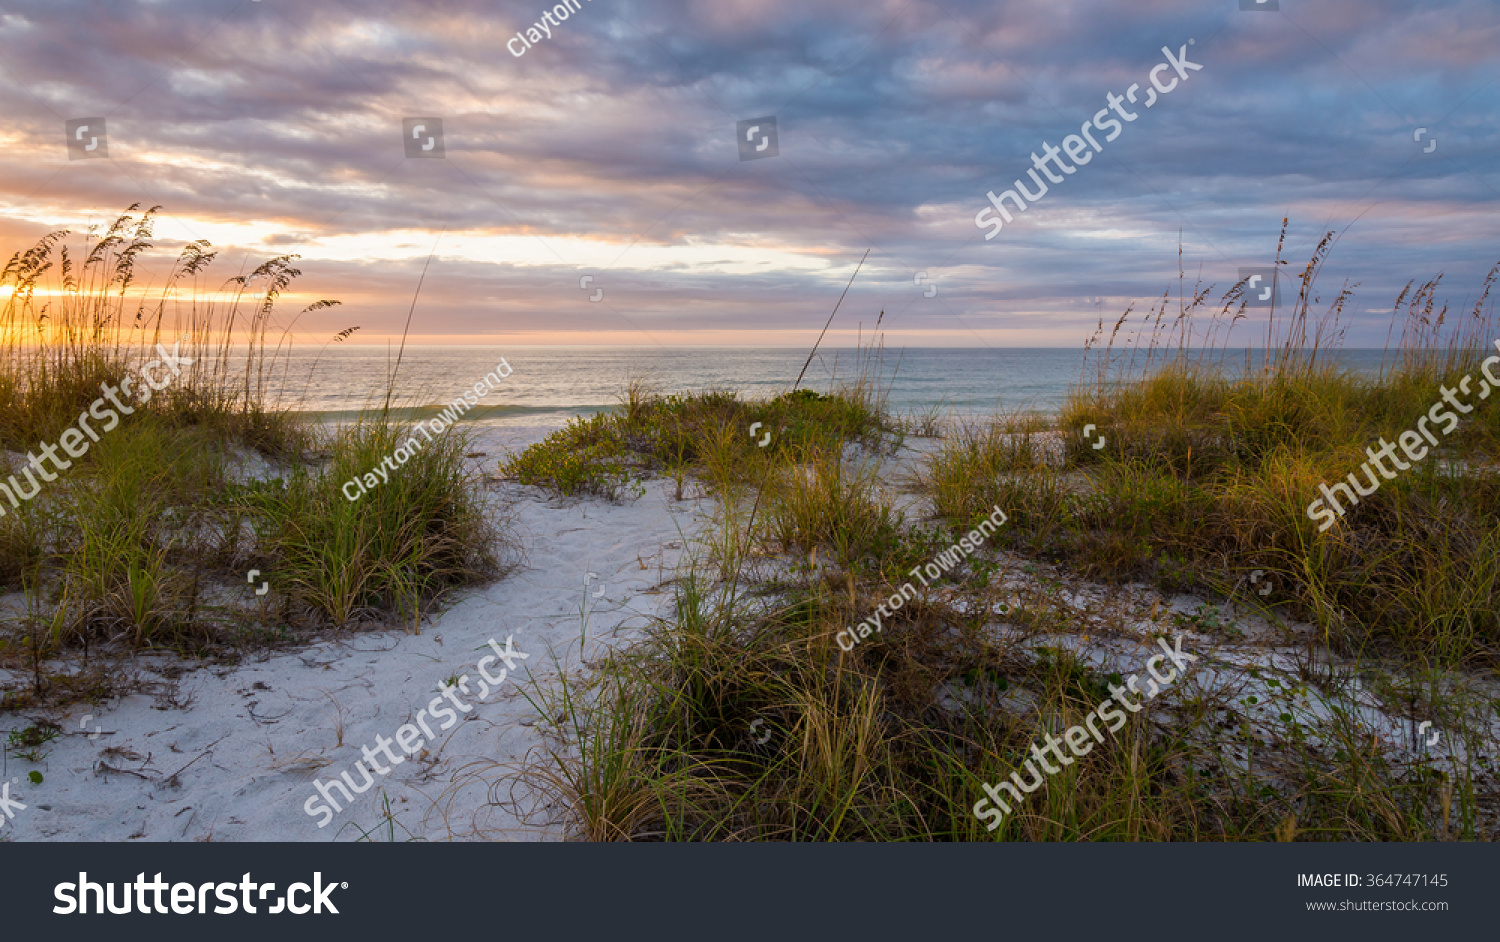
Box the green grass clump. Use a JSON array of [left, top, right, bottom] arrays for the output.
[[55, 419, 233, 647], [501, 378, 900, 501], [247, 420, 500, 628], [764, 444, 906, 576], [500, 412, 644, 500]]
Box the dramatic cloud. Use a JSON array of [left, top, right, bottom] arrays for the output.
[[0, 0, 1495, 345]]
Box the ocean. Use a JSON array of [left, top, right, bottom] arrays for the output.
[[270, 345, 1397, 442]]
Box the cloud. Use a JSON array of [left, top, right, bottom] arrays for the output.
[[0, 0, 1494, 345]]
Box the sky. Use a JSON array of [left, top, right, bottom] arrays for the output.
[[0, 0, 1496, 347]]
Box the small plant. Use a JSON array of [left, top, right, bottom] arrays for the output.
[[1172, 604, 1241, 638], [8, 723, 61, 762]]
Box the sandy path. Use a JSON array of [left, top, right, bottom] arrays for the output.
[[0, 452, 709, 842]]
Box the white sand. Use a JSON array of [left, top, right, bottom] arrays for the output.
[[0, 426, 713, 842]]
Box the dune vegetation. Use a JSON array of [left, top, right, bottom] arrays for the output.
[[0, 206, 504, 711], [515, 233, 1499, 841]]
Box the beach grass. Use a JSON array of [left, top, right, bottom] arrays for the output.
[[0, 207, 506, 705], [522, 237, 1498, 841], [527, 498, 1492, 841], [499, 349, 901, 501], [927, 236, 1500, 667], [244, 418, 499, 628]]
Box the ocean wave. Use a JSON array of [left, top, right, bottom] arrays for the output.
[[294, 403, 615, 423]]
